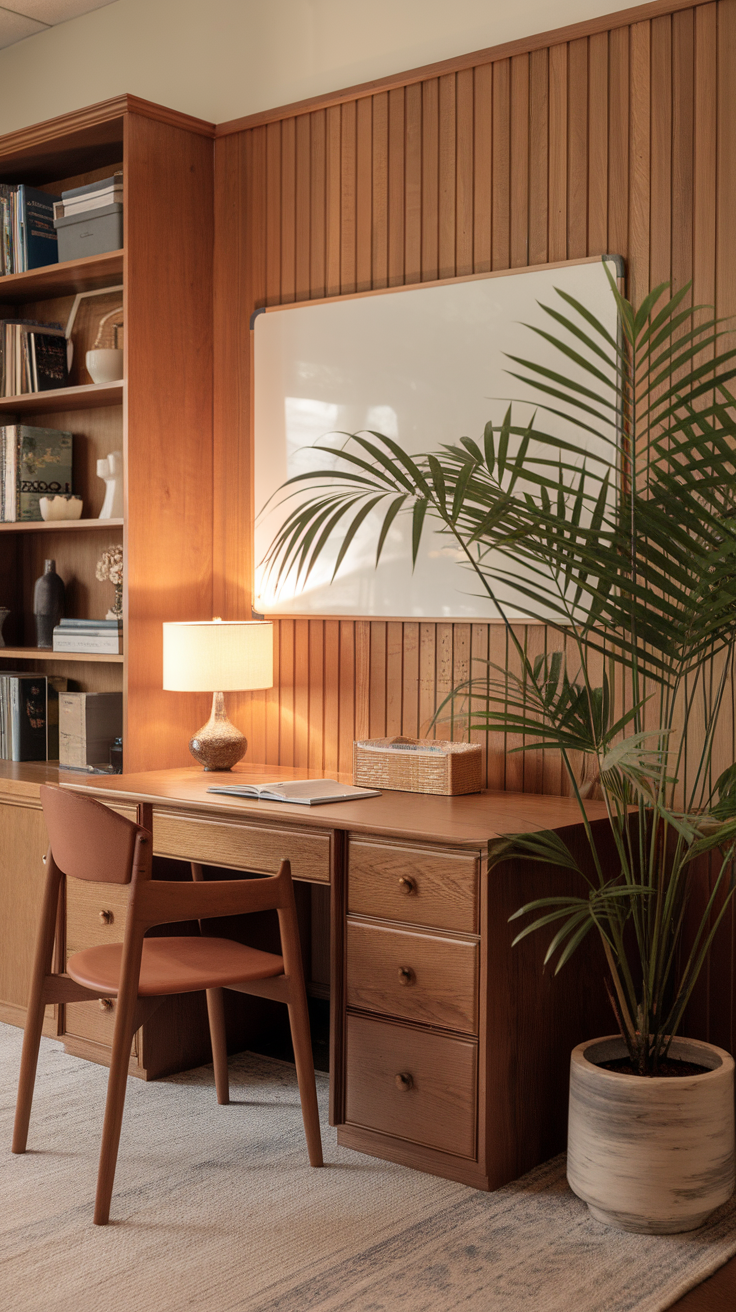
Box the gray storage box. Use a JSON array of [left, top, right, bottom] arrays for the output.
[[53, 202, 123, 261]]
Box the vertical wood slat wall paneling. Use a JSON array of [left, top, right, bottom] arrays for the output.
[[548, 44, 568, 263], [402, 622, 420, 740], [294, 619, 310, 765], [628, 22, 652, 309], [295, 115, 311, 301], [280, 116, 297, 302], [217, 1, 736, 841], [356, 98, 373, 292], [324, 619, 340, 775], [310, 111, 327, 299], [528, 48, 549, 266], [608, 26, 630, 260], [404, 83, 423, 284], [587, 32, 609, 254], [649, 15, 672, 290], [438, 73, 457, 279], [492, 60, 511, 271], [510, 55, 530, 269], [309, 619, 325, 770], [266, 122, 281, 305], [473, 62, 493, 275], [386, 622, 404, 736], [422, 79, 440, 280], [567, 39, 589, 261], [388, 88, 405, 287], [339, 621, 356, 773], [456, 69, 474, 278], [326, 106, 342, 298], [355, 621, 371, 740], [372, 93, 389, 289], [671, 8, 694, 302], [340, 100, 357, 295], [369, 622, 388, 737]]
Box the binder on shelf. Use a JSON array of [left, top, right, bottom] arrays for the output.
[[0, 425, 73, 522], [0, 671, 65, 761], [58, 690, 122, 769]]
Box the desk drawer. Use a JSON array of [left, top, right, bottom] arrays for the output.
[[65, 997, 137, 1056], [66, 879, 130, 954], [345, 1014, 477, 1159], [348, 838, 478, 933], [153, 812, 331, 884], [346, 920, 478, 1034]]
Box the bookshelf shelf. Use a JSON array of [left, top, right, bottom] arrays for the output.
[[0, 380, 123, 416], [0, 647, 123, 663], [0, 250, 123, 303], [0, 517, 123, 533]]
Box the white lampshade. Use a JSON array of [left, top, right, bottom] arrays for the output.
[[163, 620, 274, 692]]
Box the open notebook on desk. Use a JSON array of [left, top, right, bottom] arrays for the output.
[[207, 779, 381, 806]]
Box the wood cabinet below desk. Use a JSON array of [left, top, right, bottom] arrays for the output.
[[346, 919, 479, 1034], [347, 837, 478, 933]]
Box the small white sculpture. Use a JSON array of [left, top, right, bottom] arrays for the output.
[[97, 450, 124, 520], [39, 495, 83, 521]]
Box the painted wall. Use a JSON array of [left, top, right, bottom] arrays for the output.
[[0, 0, 632, 133]]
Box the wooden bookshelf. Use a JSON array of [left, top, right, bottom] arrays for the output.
[[0, 381, 122, 416], [0, 517, 123, 533], [0, 95, 215, 773], [0, 647, 123, 663]]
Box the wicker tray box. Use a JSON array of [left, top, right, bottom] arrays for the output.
[[353, 736, 482, 796]]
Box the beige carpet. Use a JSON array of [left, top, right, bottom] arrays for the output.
[[2, 1022, 736, 1312]]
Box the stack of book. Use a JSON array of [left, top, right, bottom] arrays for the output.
[[0, 184, 60, 273], [52, 618, 123, 655], [53, 173, 123, 221], [0, 671, 65, 761], [0, 425, 72, 521], [0, 318, 68, 396]]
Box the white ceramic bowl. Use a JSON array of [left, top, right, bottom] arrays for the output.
[[86, 348, 124, 384]]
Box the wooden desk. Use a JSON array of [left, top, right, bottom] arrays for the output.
[[57, 764, 614, 1191]]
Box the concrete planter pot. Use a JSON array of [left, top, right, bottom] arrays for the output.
[[567, 1034, 735, 1233]]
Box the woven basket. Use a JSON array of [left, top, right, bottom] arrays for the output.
[[353, 735, 482, 796]]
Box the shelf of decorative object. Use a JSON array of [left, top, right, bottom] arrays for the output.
[[0, 250, 123, 303], [0, 381, 123, 416], [0, 518, 123, 534], [0, 647, 123, 663]]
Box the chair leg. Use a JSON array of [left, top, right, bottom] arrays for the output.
[[206, 987, 229, 1105], [287, 986, 323, 1168], [12, 985, 48, 1155], [12, 858, 62, 1155]]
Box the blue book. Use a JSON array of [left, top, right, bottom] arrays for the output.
[[18, 186, 60, 271]]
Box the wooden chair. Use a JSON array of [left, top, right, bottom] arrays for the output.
[[12, 785, 323, 1225]]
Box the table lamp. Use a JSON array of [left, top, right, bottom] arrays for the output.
[[163, 619, 273, 771]]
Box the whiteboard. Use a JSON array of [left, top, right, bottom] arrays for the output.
[[253, 257, 621, 619]]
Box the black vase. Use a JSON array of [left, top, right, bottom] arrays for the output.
[[33, 560, 65, 649]]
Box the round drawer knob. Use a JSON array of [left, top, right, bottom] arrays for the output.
[[395, 1072, 413, 1091], [99, 998, 114, 1012], [99, 910, 113, 925], [397, 966, 415, 986], [398, 876, 416, 895]]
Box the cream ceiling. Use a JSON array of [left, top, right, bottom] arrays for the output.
[[0, 1, 117, 50]]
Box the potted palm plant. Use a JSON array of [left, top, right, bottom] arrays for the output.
[[261, 266, 736, 1232]]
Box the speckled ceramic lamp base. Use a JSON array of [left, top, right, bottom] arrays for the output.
[[188, 691, 247, 771]]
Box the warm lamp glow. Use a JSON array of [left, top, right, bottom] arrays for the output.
[[163, 620, 274, 693]]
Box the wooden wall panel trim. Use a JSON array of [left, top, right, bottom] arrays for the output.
[[491, 60, 511, 271], [216, 0, 710, 137]]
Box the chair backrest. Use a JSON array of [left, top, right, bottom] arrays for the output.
[[40, 785, 148, 884]]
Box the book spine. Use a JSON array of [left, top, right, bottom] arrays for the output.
[[10, 675, 48, 761], [19, 187, 60, 272], [52, 635, 122, 654]]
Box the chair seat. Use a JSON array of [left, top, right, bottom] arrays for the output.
[[67, 936, 285, 996]]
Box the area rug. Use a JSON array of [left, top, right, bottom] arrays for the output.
[[1, 1021, 735, 1312]]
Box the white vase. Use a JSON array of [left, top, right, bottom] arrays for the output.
[[86, 348, 123, 384], [39, 495, 83, 521], [567, 1034, 735, 1233]]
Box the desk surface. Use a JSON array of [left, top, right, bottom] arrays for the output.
[[61, 762, 611, 850]]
